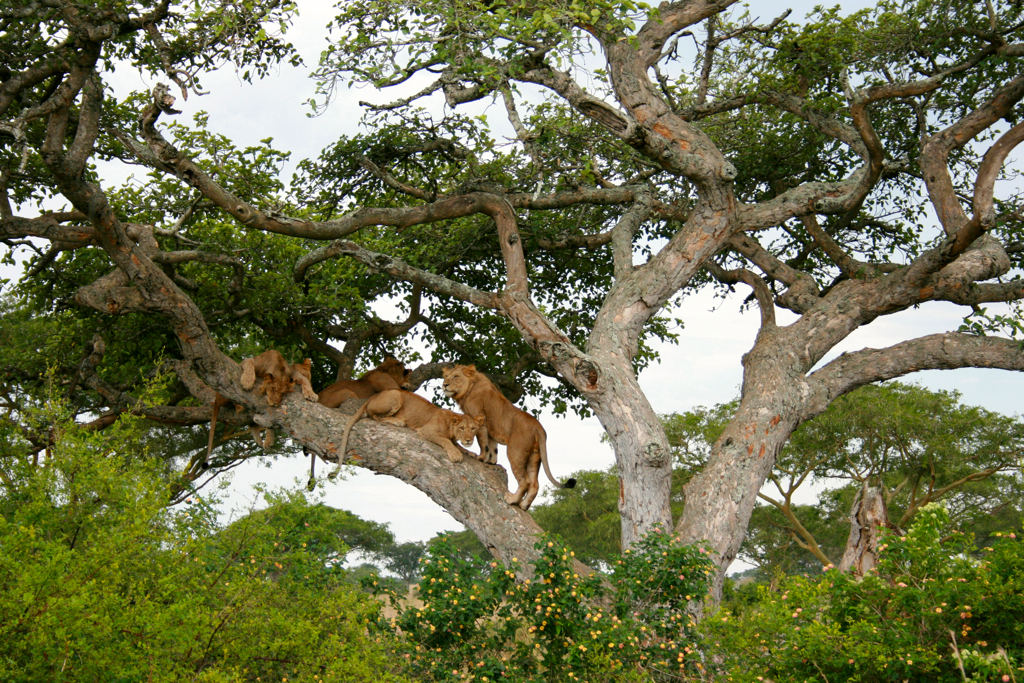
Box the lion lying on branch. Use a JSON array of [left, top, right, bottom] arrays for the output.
[[329, 389, 482, 480], [205, 350, 318, 465], [317, 356, 411, 408]]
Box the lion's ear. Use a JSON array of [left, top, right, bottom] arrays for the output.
[[465, 364, 477, 375], [472, 415, 486, 426], [300, 358, 311, 369]]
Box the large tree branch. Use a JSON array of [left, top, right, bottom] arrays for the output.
[[1, 212, 93, 245], [705, 263, 776, 328], [809, 333, 1024, 401], [275, 398, 594, 577], [738, 177, 864, 230], [756, 91, 866, 157], [949, 119, 1024, 257], [635, 0, 739, 65], [799, 213, 875, 278], [612, 188, 652, 279], [920, 74, 1024, 236], [517, 65, 638, 143], [297, 239, 498, 310], [136, 86, 432, 241]]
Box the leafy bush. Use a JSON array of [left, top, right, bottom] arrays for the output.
[[703, 504, 1024, 682], [0, 406, 406, 682], [369, 526, 716, 682]]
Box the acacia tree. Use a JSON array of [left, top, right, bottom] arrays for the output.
[[4, 0, 1024, 597]]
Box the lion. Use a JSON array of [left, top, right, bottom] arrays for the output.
[[241, 351, 318, 405], [317, 356, 412, 408], [442, 364, 576, 510], [205, 352, 317, 464], [329, 389, 482, 480]]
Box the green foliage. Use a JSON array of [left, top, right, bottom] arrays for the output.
[[0, 404, 405, 682], [318, 0, 655, 106], [222, 494, 396, 564], [370, 529, 715, 682], [531, 468, 623, 567], [703, 505, 1024, 682]]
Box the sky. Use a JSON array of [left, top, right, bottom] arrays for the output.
[[4, 0, 1022, 571]]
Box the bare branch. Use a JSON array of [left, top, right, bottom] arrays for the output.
[[359, 70, 447, 111], [705, 263, 776, 328], [359, 157, 435, 201], [612, 188, 652, 279], [920, 73, 1024, 235], [307, 239, 499, 310], [948, 119, 1024, 258], [799, 213, 875, 278], [810, 332, 1024, 400], [636, 0, 740, 66]]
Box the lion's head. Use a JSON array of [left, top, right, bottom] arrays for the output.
[[259, 373, 293, 406], [442, 364, 478, 400], [379, 356, 413, 389], [451, 413, 484, 447]]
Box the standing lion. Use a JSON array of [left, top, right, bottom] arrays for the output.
[[442, 364, 575, 510]]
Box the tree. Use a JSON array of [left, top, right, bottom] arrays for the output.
[[4, 0, 1024, 599], [222, 493, 396, 566], [381, 540, 428, 584]]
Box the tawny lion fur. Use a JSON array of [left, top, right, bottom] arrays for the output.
[[317, 356, 411, 408], [241, 350, 318, 405], [442, 364, 575, 510], [206, 351, 317, 463], [330, 389, 481, 480]]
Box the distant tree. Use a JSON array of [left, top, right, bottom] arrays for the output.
[[530, 468, 624, 568], [382, 541, 428, 584], [221, 493, 395, 567]]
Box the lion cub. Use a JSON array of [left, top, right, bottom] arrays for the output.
[[442, 364, 575, 510], [331, 389, 482, 479]]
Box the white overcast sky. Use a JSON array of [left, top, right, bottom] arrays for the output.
[[4, 1, 1022, 567]]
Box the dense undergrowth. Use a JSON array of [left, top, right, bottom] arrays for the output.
[[372, 506, 1024, 683], [3, 404, 1022, 682]]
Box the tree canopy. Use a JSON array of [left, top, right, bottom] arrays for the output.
[[3, 0, 1024, 596]]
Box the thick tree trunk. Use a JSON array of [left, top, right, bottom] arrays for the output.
[[587, 352, 674, 547], [674, 328, 804, 599]]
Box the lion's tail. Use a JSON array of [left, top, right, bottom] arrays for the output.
[[537, 429, 576, 489], [329, 399, 370, 480], [204, 396, 227, 466]]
